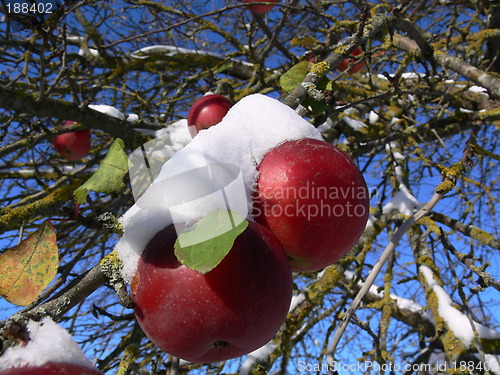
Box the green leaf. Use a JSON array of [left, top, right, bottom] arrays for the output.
[[174, 210, 249, 274], [74, 138, 128, 204], [0, 220, 58, 306], [280, 60, 309, 93]]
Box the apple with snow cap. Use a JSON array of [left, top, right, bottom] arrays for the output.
[[116, 94, 364, 362], [241, 0, 278, 13], [254, 138, 370, 272], [0, 362, 102, 375], [118, 94, 324, 282], [131, 221, 293, 363], [187, 94, 233, 137], [0, 318, 102, 375], [52, 121, 91, 161]]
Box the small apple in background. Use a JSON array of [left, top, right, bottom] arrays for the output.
[[52, 121, 91, 161], [254, 138, 369, 272], [338, 46, 365, 74], [0, 362, 103, 374], [187, 94, 233, 137], [241, 0, 278, 14], [131, 221, 293, 363]]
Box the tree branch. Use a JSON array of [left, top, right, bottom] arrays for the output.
[[0, 83, 148, 149]]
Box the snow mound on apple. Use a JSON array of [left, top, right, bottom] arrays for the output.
[[115, 94, 323, 283], [0, 318, 97, 371]]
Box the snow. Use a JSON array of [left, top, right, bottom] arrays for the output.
[[385, 142, 404, 163], [381, 143, 421, 215], [343, 271, 431, 318], [382, 184, 421, 216], [78, 46, 99, 58], [368, 111, 379, 124], [238, 342, 276, 375], [128, 119, 192, 201], [0, 165, 77, 175], [401, 72, 426, 79], [317, 117, 333, 132], [343, 116, 367, 131], [130, 45, 253, 67], [484, 355, 500, 375], [0, 318, 97, 370], [89, 104, 126, 120], [155, 119, 192, 148], [88, 104, 139, 123], [377, 72, 425, 80], [289, 293, 306, 312], [116, 94, 324, 282], [126, 114, 139, 123], [66, 36, 85, 44], [420, 265, 500, 348], [366, 214, 377, 227], [131, 45, 222, 60], [468, 85, 488, 94]]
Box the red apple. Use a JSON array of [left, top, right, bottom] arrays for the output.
[[0, 362, 102, 374], [338, 46, 364, 74], [241, 0, 278, 14], [131, 221, 293, 363], [253, 138, 369, 272], [187, 94, 233, 137], [52, 121, 91, 161]]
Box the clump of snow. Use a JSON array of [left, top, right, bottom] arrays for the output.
[[155, 119, 192, 149], [343, 270, 432, 318], [289, 293, 306, 312], [116, 94, 323, 282], [468, 85, 488, 94], [126, 114, 139, 123], [130, 45, 253, 68], [0, 318, 97, 370], [365, 214, 377, 228], [66, 35, 85, 44], [343, 116, 367, 131], [78, 46, 99, 58], [382, 184, 421, 216], [401, 72, 426, 79], [368, 111, 379, 124], [385, 142, 404, 163], [89, 104, 126, 120], [382, 143, 421, 215], [484, 355, 500, 375], [88, 104, 139, 124], [239, 342, 276, 375], [420, 266, 500, 348], [317, 117, 333, 132]]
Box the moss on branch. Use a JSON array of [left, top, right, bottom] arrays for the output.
[[0, 179, 85, 232]]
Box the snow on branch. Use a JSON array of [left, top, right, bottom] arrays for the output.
[[419, 265, 500, 351]]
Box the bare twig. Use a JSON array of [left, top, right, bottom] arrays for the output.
[[325, 125, 481, 372], [325, 191, 443, 372]]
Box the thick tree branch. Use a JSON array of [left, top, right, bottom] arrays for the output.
[[0, 178, 85, 233], [0, 83, 148, 149], [392, 35, 500, 98]]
